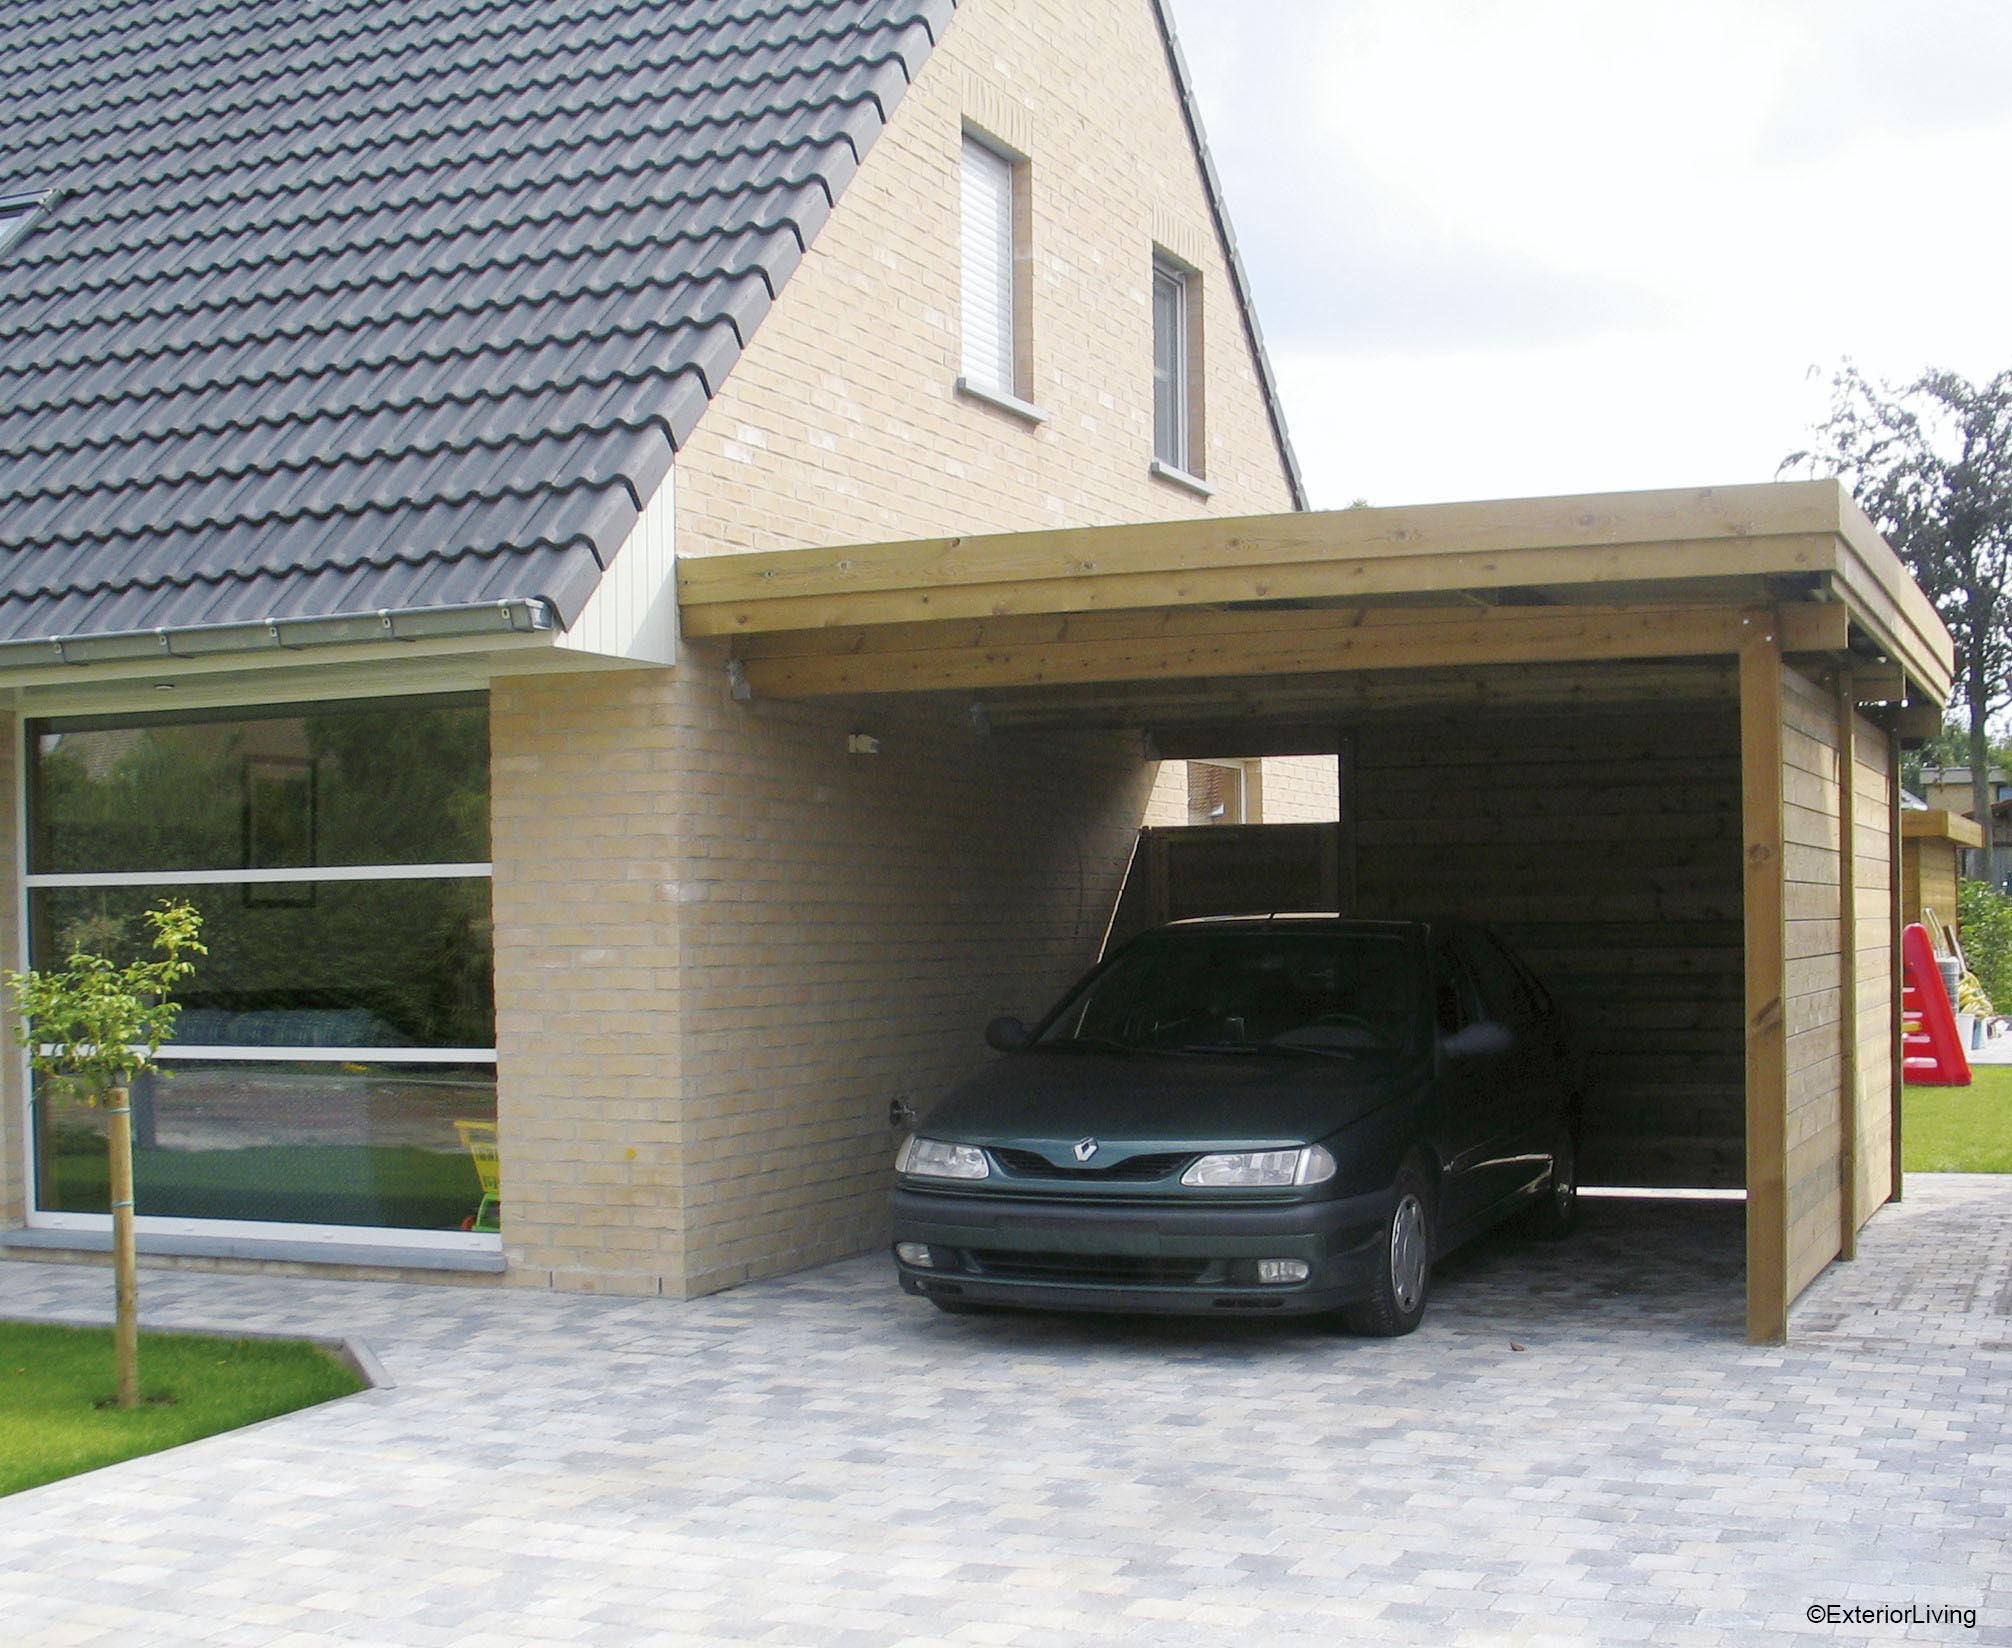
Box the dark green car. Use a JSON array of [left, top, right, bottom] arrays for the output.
[[891, 916, 1580, 1335]]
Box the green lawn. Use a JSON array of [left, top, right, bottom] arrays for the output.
[[1903, 1065, 2012, 1173], [0, 1321, 364, 1497]]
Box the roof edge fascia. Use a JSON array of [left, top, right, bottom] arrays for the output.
[[1147, 0, 1309, 511], [0, 597, 554, 674]]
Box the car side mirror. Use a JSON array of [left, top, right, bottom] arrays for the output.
[[985, 1015, 1031, 1052], [1441, 1020, 1512, 1059]]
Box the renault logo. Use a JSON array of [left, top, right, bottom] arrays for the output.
[[1073, 1137, 1100, 1162]]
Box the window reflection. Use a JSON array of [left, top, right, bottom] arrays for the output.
[[35, 1063, 500, 1232]]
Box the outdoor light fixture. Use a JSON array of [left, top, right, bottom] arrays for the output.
[[846, 732, 881, 755]]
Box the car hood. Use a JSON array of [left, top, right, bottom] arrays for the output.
[[920, 1049, 1413, 1154]]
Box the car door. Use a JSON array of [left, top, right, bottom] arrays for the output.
[[1454, 931, 1554, 1207], [1430, 938, 1516, 1234]]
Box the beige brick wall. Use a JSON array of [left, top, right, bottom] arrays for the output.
[[1142, 756, 1339, 827], [490, 666, 1158, 1295], [1261, 756, 1340, 824], [485, 0, 1304, 1298], [490, 672, 690, 1296], [673, 0, 1297, 557]]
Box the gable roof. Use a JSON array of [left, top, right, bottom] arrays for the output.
[[0, 0, 1304, 667], [0, 0, 953, 650]]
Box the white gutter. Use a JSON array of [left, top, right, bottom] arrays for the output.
[[0, 598, 554, 671]]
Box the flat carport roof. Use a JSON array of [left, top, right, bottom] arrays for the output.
[[678, 479, 1958, 1342]]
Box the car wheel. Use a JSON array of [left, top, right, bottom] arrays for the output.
[[1342, 1159, 1434, 1337], [1523, 1129, 1579, 1241]]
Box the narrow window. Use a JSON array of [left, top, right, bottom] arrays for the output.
[[960, 132, 1020, 399], [1158, 254, 1199, 476]]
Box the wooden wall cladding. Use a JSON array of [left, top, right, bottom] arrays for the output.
[[1352, 706, 1746, 1188]]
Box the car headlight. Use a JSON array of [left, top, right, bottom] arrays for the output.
[[894, 1136, 991, 1180], [1181, 1145, 1336, 1188]]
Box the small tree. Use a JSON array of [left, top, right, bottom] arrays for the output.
[[6, 903, 204, 1409]]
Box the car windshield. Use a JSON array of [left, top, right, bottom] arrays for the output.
[[1034, 928, 1423, 1057]]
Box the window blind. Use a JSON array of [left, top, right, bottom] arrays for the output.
[[961, 135, 1016, 395]]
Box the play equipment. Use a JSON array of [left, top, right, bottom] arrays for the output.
[[1901, 922, 1971, 1087], [454, 1119, 501, 1231]]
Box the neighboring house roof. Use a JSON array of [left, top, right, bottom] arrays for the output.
[[0, 0, 952, 647], [0, 0, 1304, 662]]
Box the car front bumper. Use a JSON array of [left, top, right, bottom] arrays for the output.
[[890, 1182, 1395, 1316]]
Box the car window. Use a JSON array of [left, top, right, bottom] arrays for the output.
[[1456, 933, 1531, 1025], [1432, 942, 1482, 1035], [1037, 929, 1424, 1057]]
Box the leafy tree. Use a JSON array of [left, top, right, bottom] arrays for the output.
[[1785, 365, 2012, 883], [1958, 880, 2012, 1015], [5, 903, 204, 1408]]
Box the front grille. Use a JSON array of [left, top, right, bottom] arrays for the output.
[[989, 1147, 1194, 1182], [967, 1248, 1213, 1286]]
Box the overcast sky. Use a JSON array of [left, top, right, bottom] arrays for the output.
[[1165, 0, 2012, 510]]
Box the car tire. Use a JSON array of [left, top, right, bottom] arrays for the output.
[[1342, 1159, 1434, 1337], [1522, 1129, 1579, 1241]]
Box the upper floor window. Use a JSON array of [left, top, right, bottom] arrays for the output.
[[960, 133, 1020, 397], [1151, 251, 1205, 486], [957, 130, 1044, 424]]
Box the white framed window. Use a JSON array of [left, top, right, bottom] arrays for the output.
[[1152, 252, 1198, 476], [18, 694, 500, 1252], [960, 130, 1036, 416]]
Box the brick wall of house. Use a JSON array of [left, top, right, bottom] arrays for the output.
[[490, 672, 690, 1295], [489, 666, 1159, 1295], [484, 0, 1304, 1298], [672, 0, 1298, 558]]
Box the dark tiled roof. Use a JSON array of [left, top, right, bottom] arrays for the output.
[[0, 0, 953, 642]]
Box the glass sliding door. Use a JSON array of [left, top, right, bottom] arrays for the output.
[[24, 695, 498, 1245]]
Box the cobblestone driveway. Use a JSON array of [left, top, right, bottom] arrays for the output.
[[1, 1176, 2007, 1647]]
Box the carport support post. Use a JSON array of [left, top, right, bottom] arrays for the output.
[[1835, 674, 1859, 1261], [1740, 613, 1790, 1344]]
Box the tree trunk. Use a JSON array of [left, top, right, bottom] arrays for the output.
[[1968, 701, 1998, 892], [106, 1084, 139, 1410]]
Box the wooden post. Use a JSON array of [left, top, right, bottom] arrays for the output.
[[1337, 727, 1359, 915], [1889, 723, 1905, 1205], [1834, 676, 1859, 1260], [1740, 614, 1790, 1344], [106, 1085, 139, 1409]]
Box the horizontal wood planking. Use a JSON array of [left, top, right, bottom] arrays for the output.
[[1780, 666, 1848, 1305], [730, 603, 1833, 698], [1851, 719, 1897, 1227], [1352, 705, 1745, 1189]]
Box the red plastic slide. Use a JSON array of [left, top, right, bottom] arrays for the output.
[[1901, 922, 1972, 1087]]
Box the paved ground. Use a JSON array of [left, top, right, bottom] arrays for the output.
[[1, 1177, 2007, 1648]]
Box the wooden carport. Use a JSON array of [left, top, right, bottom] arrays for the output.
[[679, 480, 1955, 1342]]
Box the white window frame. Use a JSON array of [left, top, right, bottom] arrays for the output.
[[957, 129, 1044, 422], [14, 706, 501, 1255], [1151, 250, 1205, 484]]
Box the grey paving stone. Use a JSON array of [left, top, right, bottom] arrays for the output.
[[0, 1177, 2006, 1646]]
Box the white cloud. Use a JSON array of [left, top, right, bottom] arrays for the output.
[[1169, 0, 2012, 507]]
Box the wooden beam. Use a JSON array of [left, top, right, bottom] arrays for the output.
[[1741, 615, 1791, 1344], [1835, 675, 1860, 1260], [681, 536, 1838, 638], [737, 603, 1792, 698], [1893, 702, 1946, 743], [1889, 723, 1906, 1206], [1143, 722, 1340, 760], [678, 481, 1852, 617], [1901, 809, 1986, 849]]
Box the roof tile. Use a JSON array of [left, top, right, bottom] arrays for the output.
[[0, 0, 954, 637]]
